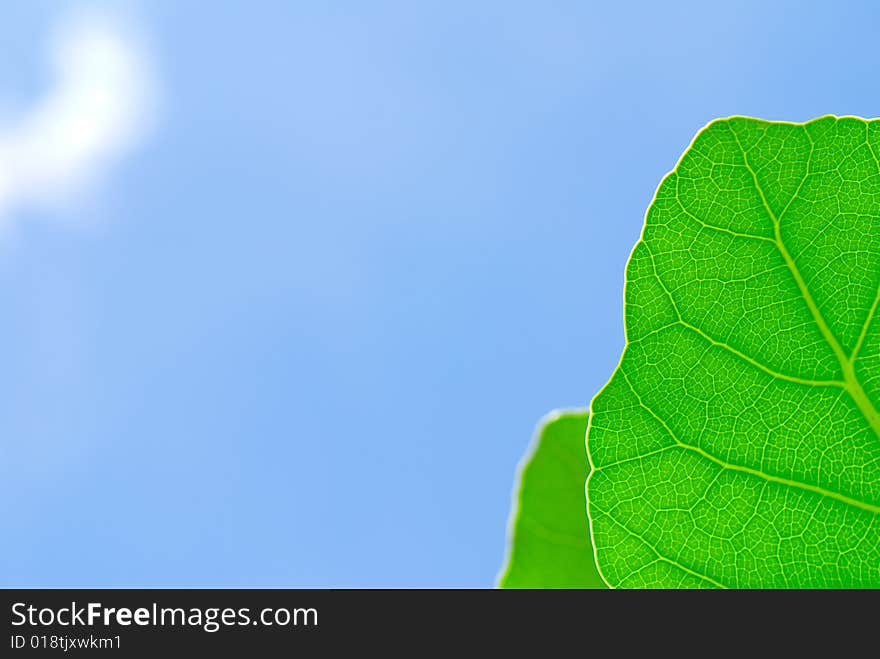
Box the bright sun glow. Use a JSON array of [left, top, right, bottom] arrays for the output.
[[0, 11, 157, 225]]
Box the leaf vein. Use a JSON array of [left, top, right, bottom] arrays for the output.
[[591, 506, 728, 589], [642, 241, 844, 388], [618, 371, 880, 515]]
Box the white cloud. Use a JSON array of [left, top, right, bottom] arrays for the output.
[[0, 10, 157, 226]]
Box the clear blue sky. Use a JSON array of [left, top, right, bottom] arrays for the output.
[[2, 1, 879, 587]]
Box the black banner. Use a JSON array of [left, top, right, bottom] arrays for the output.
[[0, 589, 872, 654]]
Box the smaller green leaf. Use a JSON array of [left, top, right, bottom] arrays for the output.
[[498, 410, 606, 588]]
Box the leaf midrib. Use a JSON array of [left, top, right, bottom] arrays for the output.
[[728, 123, 880, 442]]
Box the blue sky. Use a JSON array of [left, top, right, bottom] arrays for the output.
[[2, 1, 879, 587]]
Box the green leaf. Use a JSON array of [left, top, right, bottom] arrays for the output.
[[587, 115, 880, 589], [499, 410, 606, 588]]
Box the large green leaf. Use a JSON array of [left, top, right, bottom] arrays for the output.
[[499, 410, 605, 588], [587, 115, 880, 588]]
